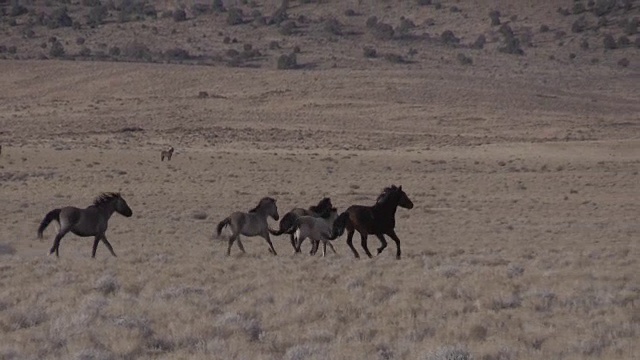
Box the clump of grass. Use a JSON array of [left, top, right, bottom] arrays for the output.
[[457, 53, 473, 65], [277, 52, 298, 69], [426, 345, 473, 360], [363, 46, 377, 58], [441, 30, 460, 45], [489, 10, 501, 26], [95, 274, 119, 295]]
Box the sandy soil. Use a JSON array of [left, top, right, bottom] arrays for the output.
[[0, 1, 639, 358]]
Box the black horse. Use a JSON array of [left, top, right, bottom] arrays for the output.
[[333, 185, 413, 259], [37, 193, 133, 258]]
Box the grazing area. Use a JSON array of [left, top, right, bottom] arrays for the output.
[[0, 0, 638, 359]]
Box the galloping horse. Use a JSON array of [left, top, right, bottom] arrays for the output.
[[333, 185, 413, 259], [37, 192, 133, 258], [216, 197, 280, 256], [269, 197, 334, 253]]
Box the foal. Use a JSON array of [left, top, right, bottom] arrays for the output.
[[269, 197, 334, 253], [216, 197, 280, 256], [293, 207, 340, 257], [37, 192, 133, 257]]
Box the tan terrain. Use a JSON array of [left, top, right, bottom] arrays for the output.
[[0, 1, 639, 359]]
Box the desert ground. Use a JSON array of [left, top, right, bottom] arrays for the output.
[[1, 1, 639, 360]]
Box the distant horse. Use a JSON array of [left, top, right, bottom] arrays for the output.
[[161, 146, 174, 161], [216, 197, 280, 256], [37, 192, 133, 258], [269, 197, 334, 252], [293, 207, 340, 257], [333, 185, 413, 259]]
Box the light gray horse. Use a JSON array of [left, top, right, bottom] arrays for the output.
[[294, 207, 340, 257], [37, 192, 133, 258], [161, 146, 174, 161], [216, 197, 280, 256]]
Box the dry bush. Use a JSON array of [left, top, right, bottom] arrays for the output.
[[49, 41, 65, 58], [617, 58, 629, 67], [440, 30, 460, 45], [363, 46, 377, 58], [617, 35, 631, 47], [173, 8, 186, 22], [191, 211, 207, 220], [95, 274, 119, 295], [469, 324, 488, 341], [0, 243, 16, 255], [6, 307, 47, 330], [277, 53, 297, 69], [227, 7, 243, 25], [324, 17, 343, 36], [397, 17, 416, 38], [426, 345, 473, 360], [372, 22, 395, 40], [383, 52, 406, 64], [572, 16, 588, 33], [539, 24, 550, 33], [456, 53, 473, 65], [471, 34, 486, 49], [279, 20, 296, 35], [489, 10, 501, 26], [603, 34, 617, 49], [417, 0, 432, 5]]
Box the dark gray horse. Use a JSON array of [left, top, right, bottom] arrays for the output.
[[37, 193, 133, 258], [216, 197, 280, 256], [268, 197, 334, 253]]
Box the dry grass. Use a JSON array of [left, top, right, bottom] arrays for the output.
[[0, 1, 638, 359]]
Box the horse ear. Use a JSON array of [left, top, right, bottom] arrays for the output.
[[398, 185, 402, 190]]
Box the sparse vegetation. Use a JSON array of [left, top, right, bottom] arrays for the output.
[[471, 34, 486, 49], [603, 34, 617, 49], [440, 30, 460, 45], [227, 7, 243, 25], [489, 10, 501, 26], [363, 46, 377, 58], [617, 57, 629, 67], [49, 40, 65, 58], [457, 53, 473, 65], [277, 52, 297, 69], [172, 8, 186, 22]]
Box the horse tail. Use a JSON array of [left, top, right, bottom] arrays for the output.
[[37, 208, 61, 239], [331, 212, 350, 239], [269, 213, 296, 236], [216, 217, 230, 238]]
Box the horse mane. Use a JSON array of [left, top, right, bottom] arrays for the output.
[[92, 192, 121, 206], [309, 197, 332, 218], [249, 197, 276, 213], [376, 185, 398, 204]]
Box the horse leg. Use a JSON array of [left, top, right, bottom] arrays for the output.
[[346, 230, 359, 258], [327, 241, 336, 254], [49, 228, 70, 257], [263, 233, 277, 255], [361, 233, 373, 258], [289, 233, 300, 253], [387, 230, 402, 260], [227, 233, 237, 256], [310, 238, 319, 256], [376, 234, 388, 255], [92, 236, 100, 258], [236, 236, 246, 253], [100, 235, 117, 257]]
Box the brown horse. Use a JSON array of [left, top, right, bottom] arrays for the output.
[[333, 185, 413, 259]]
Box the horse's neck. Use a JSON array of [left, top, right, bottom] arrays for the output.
[[373, 199, 398, 216], [92, 203, 117, 219], [251, 208, 270, 220]]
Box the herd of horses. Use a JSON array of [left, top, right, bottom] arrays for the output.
[[37, 185, 414, 260]]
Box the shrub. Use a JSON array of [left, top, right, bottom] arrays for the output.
[[618, 58, 629, 67], [384, 53, 405, 63], [434, 2, 442, 10], [344, 9, 356, 17], [539, 24, 549, 33], [213, 0, 225, 13], [108, 46, 120, 56], [49, 41, 65, 58], [603, 34, 617, 49], [8, 46, 17, 54], [557, 7, 570, 16], [580, 39, 589, 49], [366, 16, 378, 28], [489, 10, 501, 26], [324, 17, 342, 35], [279, 20, 296, 35], [87, 4, 108, 26], [192, 3, 211, 16], [593, 0, 616, 16], [123, 40, 152, 60], [440, 30, 459, 45], [277, 53, 297, 69], [573, 2, 586, 14], [471, 34, 486, 49], [625, 17, 638, 35], [569, 53, 576, 60], [10, 3, 28, 17], [635, 37, 640, 48], [618, 35, 631, 47], [173, 8, 186, 22], [450, 6, 461, 13], [48, 7, 73, 29], [572, 17, 588, 33], [227, 7, 243, 25], [457, 53, 472, 65], [426, 345, 472, 360], [417, 0, 432, 5], [165, 48, 190, 60], [79, 46, 91, 57], [363, 46, 377, 58], [397, 17, 415, 38], [499, 25, 524, 55], [372, 22, 394, 40], [76, 37, 86, 45], [269, 40, 280, 49]]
